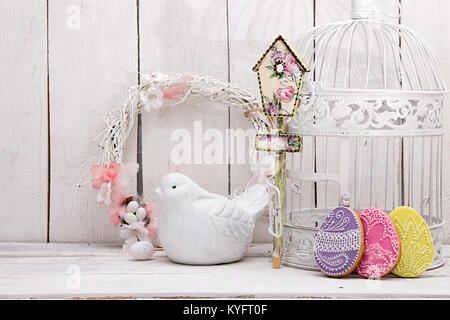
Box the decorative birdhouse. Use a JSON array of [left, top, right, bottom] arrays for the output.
[[252, 34, 310, 118], [252, 35, 310, 269]]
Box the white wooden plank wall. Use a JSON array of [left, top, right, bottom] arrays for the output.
[[0, 0, 48, 241], [139, 0, 229, 209], [0, 0, 448, 243], [48, 0, 138, 242]]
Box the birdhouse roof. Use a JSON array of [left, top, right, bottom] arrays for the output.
[[252, 34, 310, 73]]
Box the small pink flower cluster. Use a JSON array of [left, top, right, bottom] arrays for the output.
[[140, 73, 193, 111], [91, 161, 159, 245], [91, 161, 120, 188], [162, 74, 193, 100], [91, 161, 127, 205]]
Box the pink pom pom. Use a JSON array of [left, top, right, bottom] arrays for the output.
[[142, 202, 159, 246], [144, 203, 158, 218], [109, 212, 121, 225], [108, 206, 127, 223]]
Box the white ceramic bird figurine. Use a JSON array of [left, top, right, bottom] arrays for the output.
[[155, 173, 269, 265]]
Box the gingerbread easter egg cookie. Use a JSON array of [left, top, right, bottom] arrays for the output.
[[356, 208, 400, 278], [314, 206, 364, 277], [389, 207, 434, 278]]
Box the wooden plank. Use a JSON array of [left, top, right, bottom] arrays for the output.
[[0, 0, 48, 241], [0, 242, 269, 258], [228, 0, 314, 242], [0, 243, 121, 258], [139, 1, 229, 206], [1, 243, 450, 299], [49, 0, 138, 242], [402, 0, 450, 243]]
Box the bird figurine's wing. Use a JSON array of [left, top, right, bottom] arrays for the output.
[[193, 184, 268, 242]]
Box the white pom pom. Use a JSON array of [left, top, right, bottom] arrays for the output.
[[118, 227, 134, 239], [136, 207, 147, 221], [129, 241, 154, 260], [124, 212, 137, 224], [127, 201, 139, 213]]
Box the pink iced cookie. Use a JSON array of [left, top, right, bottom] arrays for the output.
[[356, 208, 400, 278]]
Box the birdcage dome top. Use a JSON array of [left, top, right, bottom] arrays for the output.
[[291, 5, 446, 137], [297, 18, 446, 92]]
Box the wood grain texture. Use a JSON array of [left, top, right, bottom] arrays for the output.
[[401, 0, 450, 242], [0, 0, 48, 241], [2, 243, 450, 299], [48, 0, 138, 242], [228, 0, 314, 242], [139, 0, 229, 204]]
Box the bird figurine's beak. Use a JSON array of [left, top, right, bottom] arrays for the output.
[[155, 187, 162, 198]]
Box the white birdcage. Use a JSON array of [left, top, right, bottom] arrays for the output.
[[282, 0, 447, 270]]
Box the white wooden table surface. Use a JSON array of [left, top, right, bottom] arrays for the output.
[[1, 243, 450, 299]]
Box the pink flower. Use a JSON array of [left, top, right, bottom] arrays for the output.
[[91, 161, 120, 189], [92, 162, 132, 206], [110, 213, 121, 225], [284, 55, 298, 75], [109, 206, 127, 218], [162, 74, 192, 100], [276, 82, 295, 103]]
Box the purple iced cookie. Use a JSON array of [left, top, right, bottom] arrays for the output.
[[314, 206, 364, 277]]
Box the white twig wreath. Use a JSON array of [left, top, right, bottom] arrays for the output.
[[95, 72, 272, 165], [90, 71, 272, 260]]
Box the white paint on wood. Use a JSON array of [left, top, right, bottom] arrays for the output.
[[0, 0, 48, 241], [139, 1, 230, 206], [48, 0, 138, 242], [1, 243, 450, 299]]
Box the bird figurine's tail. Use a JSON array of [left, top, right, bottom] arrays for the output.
[[233, 183, 269, 221]]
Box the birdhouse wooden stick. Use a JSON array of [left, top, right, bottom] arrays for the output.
[[252, 35, 310, 269], [272, 117, 286, 269]]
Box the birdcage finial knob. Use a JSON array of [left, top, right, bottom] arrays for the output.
[[351, 0, 373, 19]]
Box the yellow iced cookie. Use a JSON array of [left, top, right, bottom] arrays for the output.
[[389, 207, 434, 277]]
